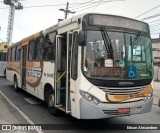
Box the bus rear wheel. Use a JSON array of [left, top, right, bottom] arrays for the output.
[[47, 92, 60, 116]]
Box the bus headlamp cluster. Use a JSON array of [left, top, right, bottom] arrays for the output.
[[80, 90, 101, 105], [143, 91, 153, 102]]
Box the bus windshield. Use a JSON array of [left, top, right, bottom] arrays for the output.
[[0, 52, 6, 61], [82, 30, 153, 80]]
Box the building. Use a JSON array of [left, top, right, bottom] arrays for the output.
[[0, 42, 7, 51], [152, 38, 160, 81]]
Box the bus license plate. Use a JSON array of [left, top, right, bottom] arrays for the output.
[[118, 108, 130, 113]]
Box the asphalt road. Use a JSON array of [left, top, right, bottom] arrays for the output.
[[0, 77, 160, 133]]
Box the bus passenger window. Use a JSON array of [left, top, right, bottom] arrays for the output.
[[28, 40, 35, 61], [44, 33, 56, 61], [35, 37, 44, 61], [45, 34, 54, 46], [11, 47, 16, 61], [15, 45, 21, 61]]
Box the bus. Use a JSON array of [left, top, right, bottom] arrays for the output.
[[0, 42, 7, 76], [6, 13, 153, 119]]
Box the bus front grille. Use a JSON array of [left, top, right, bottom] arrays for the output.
[[103, 110, 130, 116], [99, 85, 147, 95]]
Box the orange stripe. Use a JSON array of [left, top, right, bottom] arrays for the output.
[[106, 84, 152, 103]]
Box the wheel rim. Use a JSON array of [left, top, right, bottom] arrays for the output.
[[48, 94, 54, 108]]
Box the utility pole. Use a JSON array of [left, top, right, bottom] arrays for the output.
[[7, 5, 15, 46], [59, 2, 75, 19], [3, 0, 23, 46]]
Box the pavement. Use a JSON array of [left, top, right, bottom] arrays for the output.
[[153, 81, 160, 106], [0, 90, 37, 133], [0, 80, 159, 133]]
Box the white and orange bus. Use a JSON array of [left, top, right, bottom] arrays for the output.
[[6, 13, 153, 119]]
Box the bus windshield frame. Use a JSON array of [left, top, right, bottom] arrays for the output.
[[81, 14, 153, 87]]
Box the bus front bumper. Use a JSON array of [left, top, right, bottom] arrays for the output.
[[79, 97, 153, 119]]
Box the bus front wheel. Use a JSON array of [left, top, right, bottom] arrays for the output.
[[47, 93, 60, 116]]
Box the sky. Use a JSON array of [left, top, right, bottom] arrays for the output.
[[0, 0, 160, 43]]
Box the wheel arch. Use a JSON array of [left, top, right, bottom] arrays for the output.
[[44, 83, 54, 102]]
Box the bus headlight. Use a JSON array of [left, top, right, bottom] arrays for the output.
[[143, 91, 153, 102], [80, 90, 101, 105]]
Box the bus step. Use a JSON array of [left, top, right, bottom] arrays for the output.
[[66, 110, 71, 114], [58, 87, 65, 90], [58, 106, 66, 112], [55, 104, 62, 107], [22, 86, 26, 89]]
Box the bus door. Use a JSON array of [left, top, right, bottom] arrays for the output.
[[70, 32, 79, 118], [55, 32, 76, 115], [21, 46, 27, 88], [65, 31, 72, 113], [55, 35, 66, 109]]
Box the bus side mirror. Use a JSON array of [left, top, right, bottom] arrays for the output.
[[78, 31, 86, 46]]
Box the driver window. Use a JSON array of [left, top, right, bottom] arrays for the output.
[[85, 31, 104, 69]]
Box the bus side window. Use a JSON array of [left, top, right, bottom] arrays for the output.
[[11, 47, 16, 61], [15, 45, 21, 61], [28, 40, 35, 61], [35, 37, 44, 61], [44, 33, 56, 61]]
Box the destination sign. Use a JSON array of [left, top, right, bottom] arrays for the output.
[[91, 67, 121, 77], [88, 14, 149, 33]]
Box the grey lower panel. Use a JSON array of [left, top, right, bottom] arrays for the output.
[[80, 98, 99, 119], [138, 97, 153, 114], [100, 97, 153, 114], [79, 96, 153, 119]]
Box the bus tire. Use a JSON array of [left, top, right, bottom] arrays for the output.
[[47, 91, 60, 116], [14, 76, 19, 92]]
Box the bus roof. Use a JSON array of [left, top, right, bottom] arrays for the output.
[[9, 12, 149, 48]]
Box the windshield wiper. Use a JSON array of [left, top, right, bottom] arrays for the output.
[[100, 27, 113, 58]]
